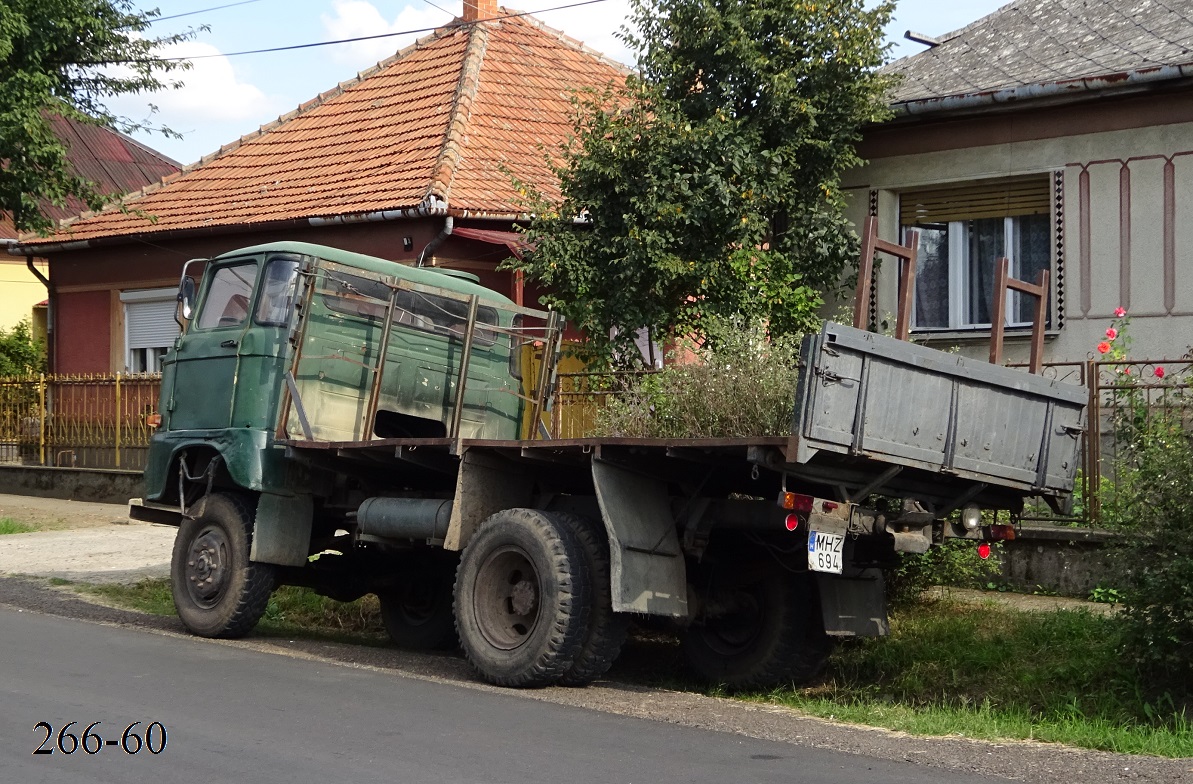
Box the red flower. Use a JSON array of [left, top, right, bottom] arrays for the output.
[[1097, 341, 1112, 354], [1105, 327, 1118, 340], [1114, 307, 1127, 317], [1155, 366, 1166, 379]]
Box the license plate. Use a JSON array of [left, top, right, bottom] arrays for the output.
[[808, 531, 844, 574]]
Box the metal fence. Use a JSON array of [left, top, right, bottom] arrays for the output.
[[0, 374, 161, 470], [0, 358, 1187, 524]]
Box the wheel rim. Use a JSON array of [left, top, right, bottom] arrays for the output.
[[698, 589, 764, 656], [392, 579, 438, 626], [184, 524, 230, 609], [472, 545, 541, 651]]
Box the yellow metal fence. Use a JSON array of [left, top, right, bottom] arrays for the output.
[[0, 374, 161, 470]]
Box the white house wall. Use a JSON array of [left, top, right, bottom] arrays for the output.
[[845, 118, 1193, 364]]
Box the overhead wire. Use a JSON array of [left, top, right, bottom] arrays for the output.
[[142, 0, 266, 25], [84, 0, 609, 63]]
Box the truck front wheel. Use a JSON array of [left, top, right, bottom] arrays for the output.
[[454, 508, 591, 688], [171, 492, 276, 638]]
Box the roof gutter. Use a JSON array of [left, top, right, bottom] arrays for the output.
[[6, 196, 450, 256], [890, 61, 1193, 119]]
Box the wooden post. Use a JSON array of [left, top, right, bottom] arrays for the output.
[[853, 217, 919, 339], [988, 257, 1049, 373]]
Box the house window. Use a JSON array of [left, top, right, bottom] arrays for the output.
[[120, 288, 181, 373], [900, 176, 1053, 330]]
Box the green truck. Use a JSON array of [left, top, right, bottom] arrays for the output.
[[131, 240, 1087, 689]]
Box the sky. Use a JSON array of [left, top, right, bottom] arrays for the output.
[[113, 0, 1012, 166]]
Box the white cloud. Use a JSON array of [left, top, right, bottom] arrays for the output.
[[530, 0, 635, 66], [146, 41, 274, 123], [321, 0, 451, 69]]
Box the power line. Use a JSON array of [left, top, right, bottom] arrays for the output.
[[146, 0, 266, 25], [90, 0, 609, 63]]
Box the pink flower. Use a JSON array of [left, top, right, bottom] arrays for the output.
[[1114, 307, 1127, 317], [1105, 327, 1118, 340], [1154, 366, 1166, 379], [1097, 341, 1112, 354], [1120, 367, 1130, 375]]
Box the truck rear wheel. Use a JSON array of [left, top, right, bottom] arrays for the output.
[[379, 552, 458, 650], [454, 508, 591, 688], [682, 563, 833, 690], [547, 512, 628, 686], [171, 492, 276, 638]]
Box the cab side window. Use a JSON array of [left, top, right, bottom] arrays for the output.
[[255, 256, 301, 326], [197, 264, 259, 330]]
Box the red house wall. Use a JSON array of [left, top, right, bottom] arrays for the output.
[[56, 290, 110, 374]]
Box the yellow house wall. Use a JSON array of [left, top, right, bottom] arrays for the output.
[[0, 258, 48, 333], [844, 112, 1193, 364]]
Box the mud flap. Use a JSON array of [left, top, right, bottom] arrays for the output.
[[816, 568, 889, 637], [592, 459, 688, 618], [251, 493, 313, 567]]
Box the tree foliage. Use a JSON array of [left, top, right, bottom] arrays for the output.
[[0, 0, 193, 235], [511, 0, 894, 364], [0, 320, 46, 375]]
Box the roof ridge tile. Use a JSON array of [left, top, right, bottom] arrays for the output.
[[428, 21, 490, 205]]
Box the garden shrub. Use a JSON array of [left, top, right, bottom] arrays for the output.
[[592, 316, 802, 438]]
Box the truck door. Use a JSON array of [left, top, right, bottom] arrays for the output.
[[167, 260, 260, 430]]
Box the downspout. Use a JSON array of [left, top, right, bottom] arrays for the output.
[[417, 215, 454, 267], [24, 253, 54, 373]]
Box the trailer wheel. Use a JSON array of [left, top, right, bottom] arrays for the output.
[[379, 553, 458, 651], [547, 512, 628, 687], [454, 508, 591, 688], [171, 492, 276, 638], [682, 564, 833, 690]]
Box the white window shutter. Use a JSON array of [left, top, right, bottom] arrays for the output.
[[126, 298, 179, 350]]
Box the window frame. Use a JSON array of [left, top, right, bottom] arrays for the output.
[[898, 175, 1056, 334]]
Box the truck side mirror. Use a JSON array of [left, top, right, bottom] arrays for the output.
[[177, 276, 197, 325]]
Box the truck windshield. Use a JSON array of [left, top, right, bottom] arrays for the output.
[[256, 255, 302, 326]]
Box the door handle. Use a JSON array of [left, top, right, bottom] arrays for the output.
[[220, 339, 238, 348]]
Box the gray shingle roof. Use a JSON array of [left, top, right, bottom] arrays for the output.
[[886, 0, 1193, 104]]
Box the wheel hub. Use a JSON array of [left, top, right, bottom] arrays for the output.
[[185, 526, 229, 608], [472, 546, 541, 651]]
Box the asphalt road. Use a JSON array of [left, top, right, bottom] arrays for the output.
[[0, 607, 1010, 784]]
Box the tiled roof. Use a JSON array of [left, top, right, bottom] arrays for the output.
[[886, 0, 1193, 104], [24, 10, 627, 246], [0, 115, 180, 240]]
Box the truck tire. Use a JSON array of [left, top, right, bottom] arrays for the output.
[[682, 564, 833, 690], [454, 508, 591, 688], [379, 553, 458, 651], [171, 492, 276, 638], [547, 512, 628, 686]]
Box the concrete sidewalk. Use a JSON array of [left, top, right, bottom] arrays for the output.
[[0, 493, 175, 584]]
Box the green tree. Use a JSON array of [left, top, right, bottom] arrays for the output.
[[511, 0, 893, 364], [0, 0, 193, 235], [0, 320, 46, 375]]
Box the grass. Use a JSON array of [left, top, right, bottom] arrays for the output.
[[0, 517, 36, 535], [78, 579, 1193, 756], [81, 579, 389, 645], [742, 598, 1193, 757]]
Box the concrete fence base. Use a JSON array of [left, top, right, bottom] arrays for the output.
[[998, 524, 1116, 597], [0, 466, 144, 506]]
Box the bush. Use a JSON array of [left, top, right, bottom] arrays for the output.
[[886, 539, 1003, 607], [1113, 413, 1193, 700], [592, 317, 802, 438]]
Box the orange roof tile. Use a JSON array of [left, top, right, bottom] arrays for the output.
[[21, 10, 627, 247]]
